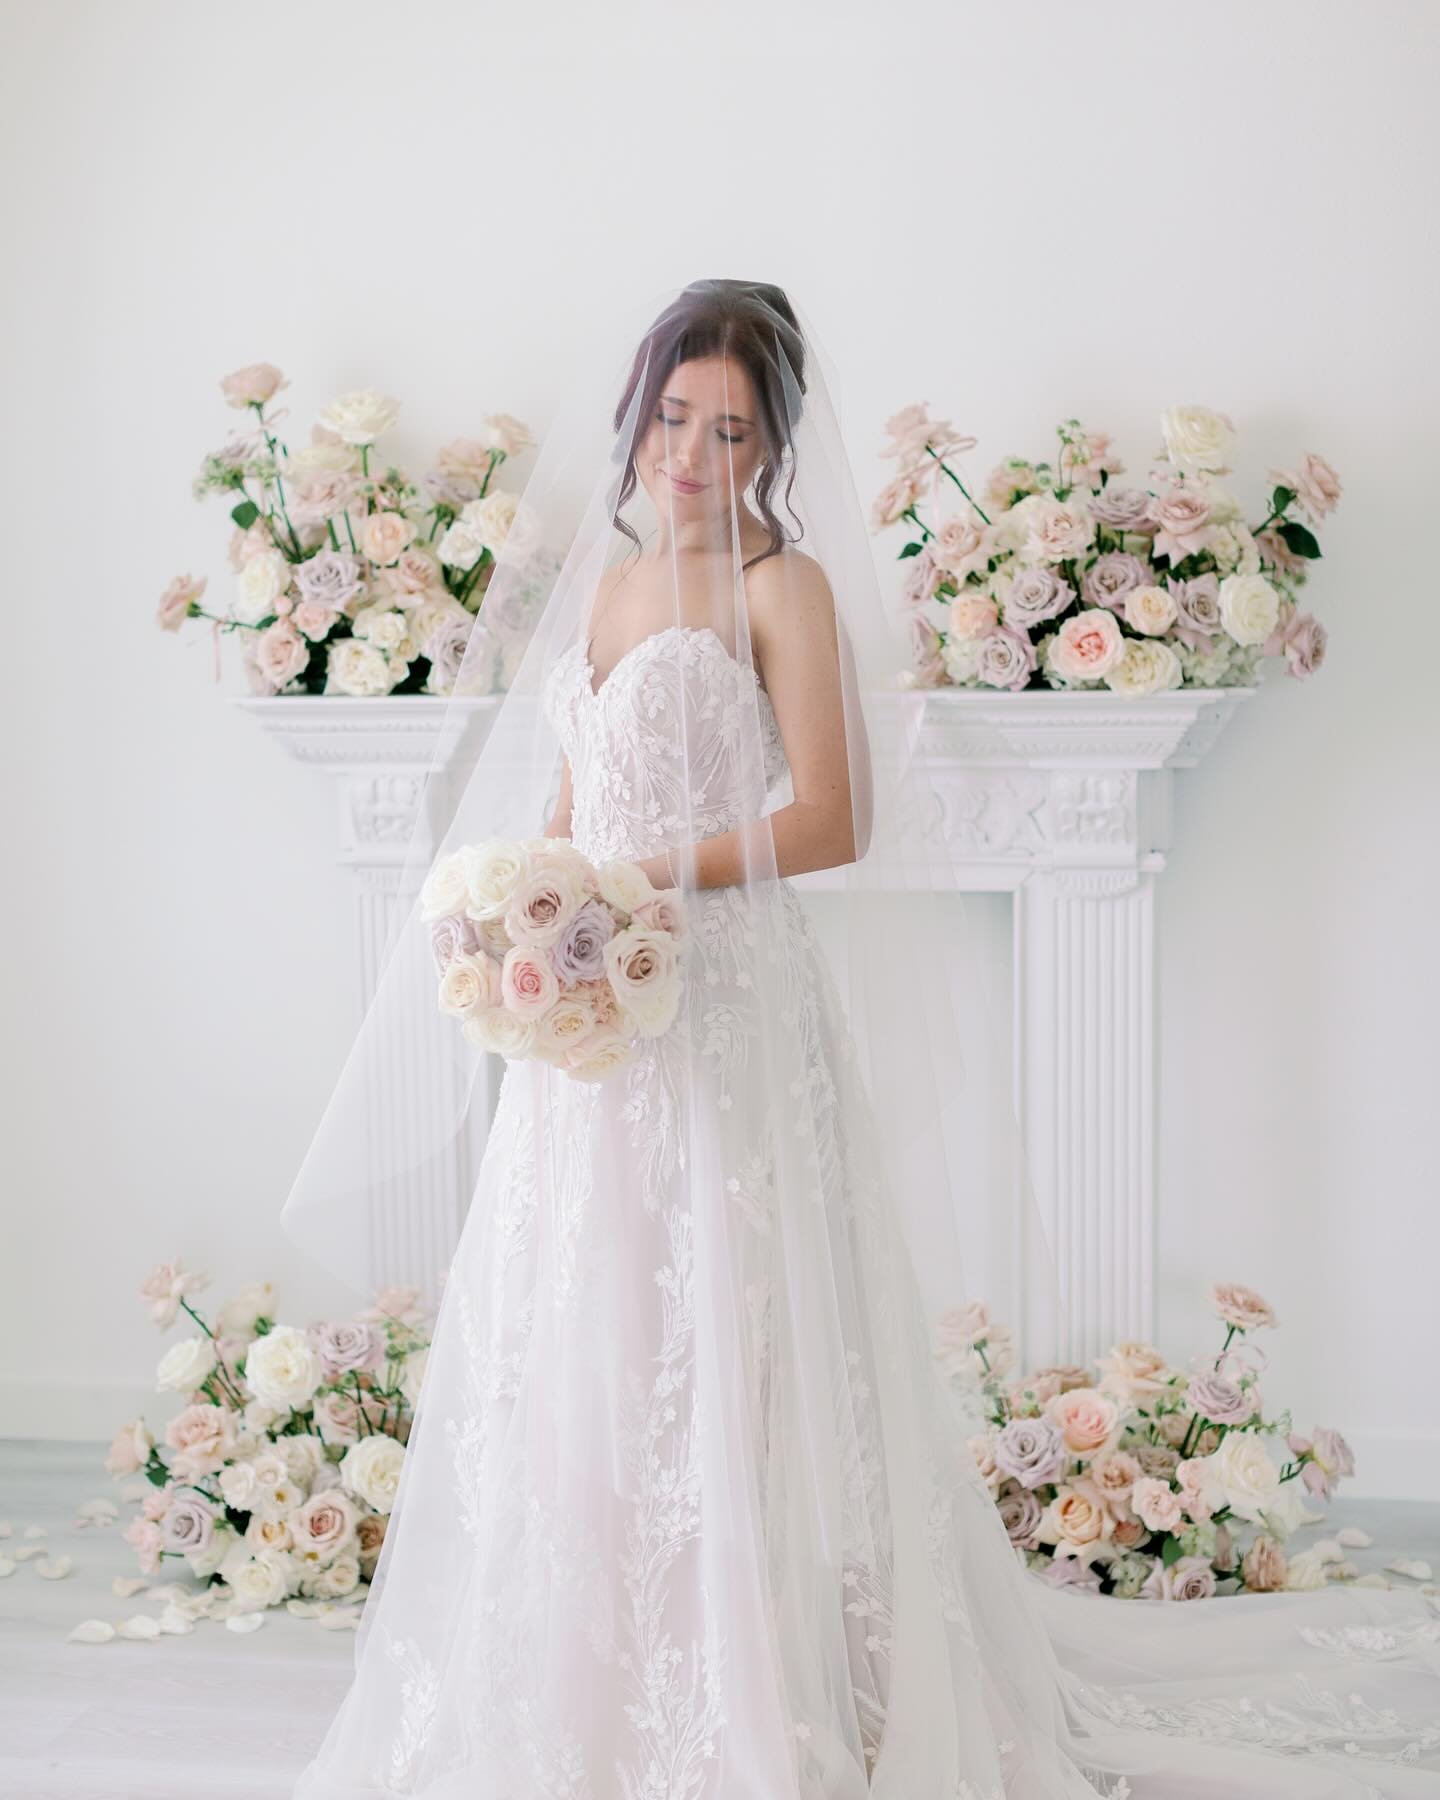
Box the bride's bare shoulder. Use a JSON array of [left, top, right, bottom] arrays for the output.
[[745, 547, 837, 636]]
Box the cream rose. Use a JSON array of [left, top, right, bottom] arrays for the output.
[[221, 1546, 293, 1609], [1104, 638, 1182, 696], [1131, 1475, 1184, 1533], [565, 1026, 637, 1083], [604, 925, 680, 1036], [503, 863, 588, 949], [461, 840, 532, 922], [317, 389, 400, 447], [1123, 584, 1178, 637], [292, 1490, 360, 1562], [438, 952, 501, 1018], [1042, 1481, 1115, 1558], [234, 549, 291, 625], [1023, 497, 1095, 564], [326, 638, 396, 697]]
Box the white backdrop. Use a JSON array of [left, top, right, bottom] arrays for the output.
[[2, 0, 1436, 1499]]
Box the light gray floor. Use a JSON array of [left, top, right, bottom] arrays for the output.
[[3, 1437, 1438, 1800]]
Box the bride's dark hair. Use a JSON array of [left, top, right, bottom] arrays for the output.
[[611, 278, 807, 574]]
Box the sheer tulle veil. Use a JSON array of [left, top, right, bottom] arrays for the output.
[[279, 276, 1066, 1405], [279, 280, 1440, 1800]]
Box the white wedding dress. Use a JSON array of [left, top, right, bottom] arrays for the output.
[[291, 623, 1440, 1800]]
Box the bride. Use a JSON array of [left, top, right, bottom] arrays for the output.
[[281, 279, 1440, 1799]]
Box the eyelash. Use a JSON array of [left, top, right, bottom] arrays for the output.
[[657, 410, 745, 445]]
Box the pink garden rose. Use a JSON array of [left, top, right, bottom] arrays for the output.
[[138, 1260, 211, 1330], [1242, 1532, 1289, 1591], [1131, 1475, 1184, 1533], [256, 619, 310, 689], [931, 510, 994, 582], [1045, 1387, 1120, 1457], [1142, 1554, 1216, 1601], [948, 595, 1000, 640], [123, 1514, 164, 1576], [221, 362, 288, 408], [1274, 451, 1342, 521], [1210, 1282, 1276, 1331], [500, 946, 561, 1019], [164, 1402, 237, 1480], [1046, 608, 1124, 683], [157, 573, 206, 632]]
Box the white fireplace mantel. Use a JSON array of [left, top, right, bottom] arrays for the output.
[[236, 685, 1254, 1362]]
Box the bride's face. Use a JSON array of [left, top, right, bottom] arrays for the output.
[[637, 354, 766, 526]]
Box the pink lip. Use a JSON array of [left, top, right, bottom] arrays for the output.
[[665, 472, 704, 494]]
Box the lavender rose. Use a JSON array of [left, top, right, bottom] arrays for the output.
[[996, 1481, 1044, 1549], [552, 900, 617, 985], [993, 1417, 1067, 1490], [1168, 572, 1222, 642], [997, 566, 1074, 630], [294, 548, 366, 612], [1088, 486, 1156, 532], [1142, 1554, 1217, 1602], [1185, 1371, 1257, 1427], [159, 1486, 218, 1554], [430, 914, 481, 976], [311, 1320, 385, 1383], [1082, 553, 1153, 610], [975, 627, 1037, 691]]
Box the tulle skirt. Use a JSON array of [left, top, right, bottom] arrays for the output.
[[291, 880, 1440, 1800]]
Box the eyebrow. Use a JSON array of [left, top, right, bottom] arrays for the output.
[[659, 394, 755, 427]]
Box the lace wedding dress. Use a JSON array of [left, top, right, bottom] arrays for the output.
[[290, 623, 1440, 1800]]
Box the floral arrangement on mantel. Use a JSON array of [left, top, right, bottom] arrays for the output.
[[156, 361, 552, 699], [936, 1281, 1431, 1601], [40, 1261, 435, 1644], [872, 403, 1338, 695]]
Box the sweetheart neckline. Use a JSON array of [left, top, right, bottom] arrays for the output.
[[576, 622, 770, 706]]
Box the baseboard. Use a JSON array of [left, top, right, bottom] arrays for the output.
[[5, 1375, 1437, 1503]]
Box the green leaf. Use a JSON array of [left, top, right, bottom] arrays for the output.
[[230, 500, 259, 530], [898, 540, 923, 560], [1279, 519, 1322, 560], [1161, 1533, 1185, 1567], [1270, 485, 1296, 516]]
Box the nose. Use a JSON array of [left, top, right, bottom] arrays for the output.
[[663, 415, 707, 471]]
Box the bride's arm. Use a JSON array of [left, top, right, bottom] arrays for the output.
[[636, 555, 872, 893], [542, 756, 574, 839]]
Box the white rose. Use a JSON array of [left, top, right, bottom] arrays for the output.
[[1104, 638, 1183, 696], [185, 1520, 239, 1578], [326, 638, 396, 697], [317, 389, 400, 447], [1161, 405, 1235, 474], [438, 952, 500, 1017], [463, 840, 533, 921], [276, 1434, 328, 1490], [1206, 522, 1261, 576], [436, 520, 487, 572], [304, 1548, 363, 1600], [596, 859, 657, 915], [245, 1326, 324, 1411], [221, 1547, 293, 1609], [1218, 573, 1281, 647], [420, 847, 472, 921], [399, 1347, 429, 1407], [234, 549, 291, 625], [340, 1434, 406, 1514], [219, 1456, 264, 1511], [156, 1335, 218, 1393], [462, 1007, 539, 1057], [352, 606, 410, 652], [940, 634, 982, 686], [478, 412, 535, 458], [1211, 1430, 1281, 1523], [460, 490, 518, 557]]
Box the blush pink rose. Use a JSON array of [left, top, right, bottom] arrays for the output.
[[1045, 1387, 1120, 1457], [1149, 486, 1213, 564], [1046, 608, 1124, 682], [256, 619, 310, 688], [1131, 1476, 1184, 1533], [501, 945, 560, 1018]]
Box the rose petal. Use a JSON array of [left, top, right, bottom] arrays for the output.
[[13, 1545, 46, 1562], [317, 1609, 361, 1631], [157, 1605, 194, 1635], [79, 1498, 119, 1520], [0, 1521, 12, 1538], [22, 1526, 47, 1539], [35, 1555, 74, 1579], [67, 1619, 116, 1644], [225, 1612, 266, 1634], [111, 1576, 150, 1598], [0, 1557, 15, 1578], [1336, 1526, 1374, 1548], [1385, 1557, 1433, 1581], [116, 1614, 162, 1639], [118, 1482, 149, 1502]]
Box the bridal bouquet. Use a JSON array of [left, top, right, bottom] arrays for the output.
[[938, 1282, 1372, 1601], [873, 403, 1337, 694], [423, 837, 687, 1083], [156, 360, 553, 698], [61, 1263, 434, 1645]]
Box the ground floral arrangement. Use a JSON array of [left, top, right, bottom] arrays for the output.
[[426, 835, 686, 1083], [938, 1281, 1432, 1600], [22, 1262, 436, 1644], [156, 360, 554, 698], [873, 403, 1337, 694]]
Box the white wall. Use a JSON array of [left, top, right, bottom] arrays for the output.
[[3, 0, 1436, 1498]]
